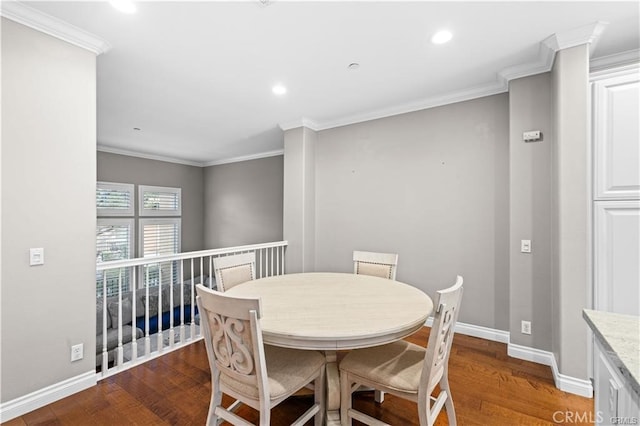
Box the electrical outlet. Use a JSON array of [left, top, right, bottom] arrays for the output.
[[71, 343, 84, 362], [520, 239, 532, 253], [521, 320, 532, 335]]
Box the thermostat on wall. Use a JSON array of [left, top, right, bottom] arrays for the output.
[[523, 130, 543, 142]]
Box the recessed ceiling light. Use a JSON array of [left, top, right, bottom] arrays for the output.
[[133, 127, 141, 131], [348, 63, 360, 70], [431, 30, 453, 45], [272, 84, 287, 95], [110, 0, 136, 14]]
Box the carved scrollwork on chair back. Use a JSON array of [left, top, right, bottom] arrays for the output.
[[207, 311, 256, 377]]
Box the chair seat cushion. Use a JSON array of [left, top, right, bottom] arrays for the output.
[[221, 345, 324, 401], [340, 340, 425, 393]]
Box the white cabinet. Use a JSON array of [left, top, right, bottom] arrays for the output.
[[592, 70, 640, 200], [594, 201, 640, 315], [592, 66, 640, 316], [594, 340, 640, 425]]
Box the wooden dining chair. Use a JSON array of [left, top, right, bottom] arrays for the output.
[[353, 250, 399, 280], [339, 276, 464, 426], [213, 252, 256, 292], [196, 284, 326, 426]]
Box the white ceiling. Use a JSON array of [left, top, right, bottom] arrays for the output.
[[10, 1, 640, 166]]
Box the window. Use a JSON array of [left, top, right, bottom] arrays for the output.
[[96, 182, 135, 297], [96, 219, 134, 296], [138, 185, 181, 216], [139, 218, 181, 287], [97, 182, 134, 216], [139, 185, 182, 287]]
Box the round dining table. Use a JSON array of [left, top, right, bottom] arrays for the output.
[[225, 272, 434, 425]]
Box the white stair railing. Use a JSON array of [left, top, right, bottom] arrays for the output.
[[96, 241, 287, 379]]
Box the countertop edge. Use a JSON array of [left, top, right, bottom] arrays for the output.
[[583, 309, 640, 399]]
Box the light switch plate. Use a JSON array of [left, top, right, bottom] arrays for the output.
[[29, 248, 44, 266]]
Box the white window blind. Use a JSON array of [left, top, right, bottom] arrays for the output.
[[139, 218, 181, 287], [97, 182, 134, 216], [138, 185, 181, 216], [96, 219, 134, 296]]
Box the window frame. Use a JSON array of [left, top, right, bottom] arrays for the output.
[[138, 185, 182, 217], [138, 217, 182, 287], [97, 181, 135, 217], [96, 218, 135, 296]]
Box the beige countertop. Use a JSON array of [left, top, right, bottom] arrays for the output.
[[583, 309, 640, 398]]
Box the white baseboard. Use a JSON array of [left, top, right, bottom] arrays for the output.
[[0, 370, 96, 423], [550, 355, 594, 398], [425, 317, 510, 344], [424, 318, 593, 398], [508, 343, 593, 398]]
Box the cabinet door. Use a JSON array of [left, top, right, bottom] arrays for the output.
[[594, 343, 624, 424], [594, 201, 640, 315], [593, 71, 640, 200]]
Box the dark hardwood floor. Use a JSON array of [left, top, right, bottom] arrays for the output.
[[3, 327, 594, 425]]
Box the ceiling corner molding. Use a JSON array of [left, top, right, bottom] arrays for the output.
[[590, 49, 640, 74], [97, 145, 205, 167], [203, 149, 285, 167], [544, 21, 608, 55], [0, 1, 111, 54], [312, 80, 507, 132], [279, 118, 320, 132]]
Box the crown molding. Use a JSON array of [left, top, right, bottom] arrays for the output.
[[98, 145, 205, 167], [280, 21, 609, 133], [279, 118, 320, 132], [0, 1, 111, 54], [203, 149, 284, 167], [314, 80, 508, 131], [99, 145, 284, 168], [590, 49, 640, 74]]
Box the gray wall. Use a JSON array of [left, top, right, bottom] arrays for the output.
[[1, 19, 97, 401], [97, 152, 205, 254], [509, 73, 553, 349], [313, 94, 510, 330], [204, 155, 283, 248]]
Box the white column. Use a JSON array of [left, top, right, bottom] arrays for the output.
[[283, 126, 317, 273]]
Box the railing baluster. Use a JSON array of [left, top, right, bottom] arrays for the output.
[[131, 267, 137, 362], [145, 267, 151, 357], [157, 265, 163, 353], [190, 258, 195, 339], [102, 273, 108, 371], [169, 261, 175, 347], [116, 269, 124, 367], [180, 259, 185, 344]]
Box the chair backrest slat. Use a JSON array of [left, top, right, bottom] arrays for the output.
[[196, 284, 268, 402], [421, 276, 463, 395], [214, 252, 256, 292], [353, 250, 399, 280]]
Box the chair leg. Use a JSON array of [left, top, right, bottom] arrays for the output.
[[340, 372, 353, 426], [315, 366, 326, 426], [207, 372, 222, 426], [441, 377, 457, 426], [374, 390, 385, 403]]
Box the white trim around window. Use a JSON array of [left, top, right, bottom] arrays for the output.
[[138, 185, 182, 216], [97, 182, 135, 216]]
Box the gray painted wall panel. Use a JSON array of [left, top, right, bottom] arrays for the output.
[[204, 156, 283, 249], [1, 19, 97, 402], [314, 94, 510, 330], [509, 73, 553, 350]]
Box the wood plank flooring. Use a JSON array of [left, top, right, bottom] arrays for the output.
[[3, 327, 594, 425]]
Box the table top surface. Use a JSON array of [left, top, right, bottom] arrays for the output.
[[225, 272, 433, 350]]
